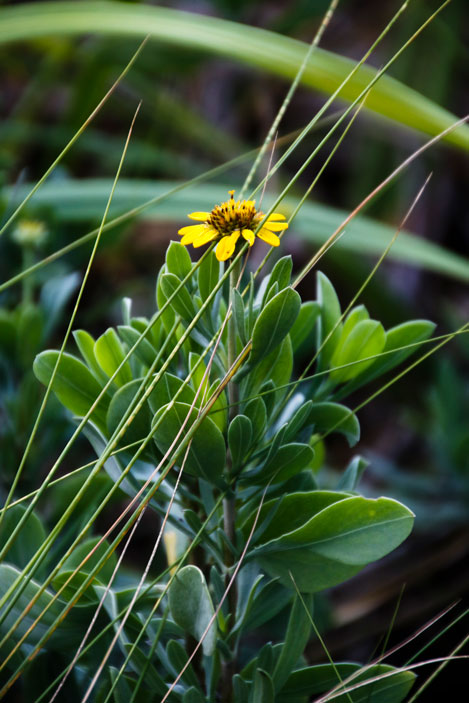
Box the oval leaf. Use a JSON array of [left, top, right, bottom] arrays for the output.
[[33, 350, 108, 429], [168, 565, 216, 656], [107, 378, 152, 446], [228, 414, 252, 470], [94, 328, 132, 387], [250, 287, 300, 367], [153, 401, 226, 484], [308, 402, 360, 446], [330, 319, 386, 383], [316, 272, 342, 369], [161, 272, 196, 322], [166, 240, 193, 280], [255, 496, 414, 592], [259, 443, 315, 484]]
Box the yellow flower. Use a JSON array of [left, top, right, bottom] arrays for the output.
[[12, 219, 47, 247], [177, 190, 288, 261]]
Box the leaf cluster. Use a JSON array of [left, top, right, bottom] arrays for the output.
[[25, 244, 437, 700]]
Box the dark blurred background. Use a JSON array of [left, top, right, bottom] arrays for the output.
[[0, 0, 468, 699]]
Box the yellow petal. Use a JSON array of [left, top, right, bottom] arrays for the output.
[[241, 229, 255, 246], [178, 224, 207, 236], [193, 228, 218, 247], [181, 232, 198, 245], [215, 231, 240, 261], [262, 222, 289, 231], [257, 228, 280, 247], [266, 213, 286, 221], [188, 211, 210, 221]]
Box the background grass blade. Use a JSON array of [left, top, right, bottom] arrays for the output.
[[0, 1, 467, 151], [7, 179, 469, 282]]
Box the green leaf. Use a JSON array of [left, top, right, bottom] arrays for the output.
[[205, 377, 228, 433], [51, 569, 100, 604], [233, 675, 250, 703], [0, 564, 87, 652], [109, 667, 133, 703], [250, 287, 301, 368], [168, 565, 216, 656], [153, 401, 226, 483], [147, 371, 195, 415], [277, 663, 416, 703], [273, 594, 313, 690], [253, 495, 414, 592], [0, 505, 47, 571], [161, 272, 196, 322], [262, 281, 278, 309], [188, 351, 209, 404], [339, 319, 436, 397], [166, 639, 202, 690], [330, 319, 386, 383], [122, 644, 168, 697], [378, 319, 436, 376], [341, 305, 370, 338], [60, 535, 117, 583], [271, 496, 413, 562], [228, 415, 253, 470], [241, 491, 349, 547], [261, 443, 315, 484], [336, 456, 369, 491], [232, 288, 247, 345], [282, 400, 313, 443], [242, 579, 292, 633], [106, 378, 152, 445], [40, 271, 80, 338], [308, 402, 360, 446], [198, 249, 221, 302], [249, 336, 293, 400], [183, 687, 206, 703], [268, 256, 292, 293], [166, 240, 193, 280], [73, 329, 107, 382], [33, 349, 109, 429], [249, 669, 275, 703], [117, 325, 156, 368], [316, 272, 342, 369], [156, 267, 176, 334], [1, 2, 468, 150], [94, 328, 132, 387], [290, 301, 320, 353], [243, 397, 267, 444]]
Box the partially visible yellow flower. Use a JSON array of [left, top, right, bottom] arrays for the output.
[[178, 190, 288, 262], [12, 219, 47, 248]]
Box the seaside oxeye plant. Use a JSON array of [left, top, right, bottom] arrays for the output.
[[1, 1, 467, 701], [28, 219, 435, 701]]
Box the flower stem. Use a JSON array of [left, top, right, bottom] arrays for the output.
[[21, 245, 34, 305], [220, 258, 241, 702]]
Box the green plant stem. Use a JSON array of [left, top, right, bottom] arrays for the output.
[[21, 245, 34, 304], [220, 259, 241, 703]]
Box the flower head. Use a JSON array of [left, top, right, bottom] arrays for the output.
[[12, 219, 47, 248], [178, 190, 288, 261]]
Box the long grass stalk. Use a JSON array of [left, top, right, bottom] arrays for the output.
[[0, 245, 248, 679], [0, 102, 142, 539], [0, 38, 148, 238], [80, 269, 238, 701], [240, 0, 340, 197], [2, 5, 465, 697]]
